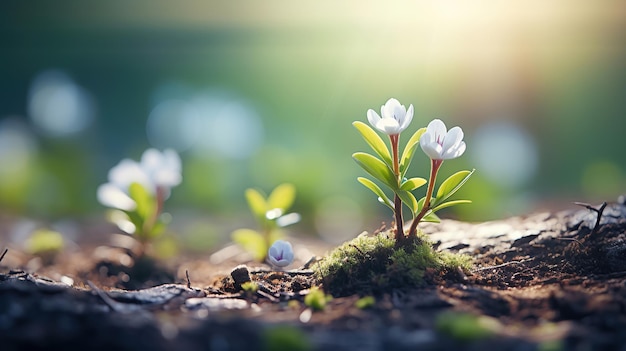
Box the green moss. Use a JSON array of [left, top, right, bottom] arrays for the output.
[[313, 230, 472, 297]]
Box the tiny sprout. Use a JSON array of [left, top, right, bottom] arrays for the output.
[[304, 286, 331, 311], [241, 281, 259, 293], [268, 240, 294, 268], [231, 183, 299, 262]]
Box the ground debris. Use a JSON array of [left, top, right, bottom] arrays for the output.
[[0, 195, 625, 350]]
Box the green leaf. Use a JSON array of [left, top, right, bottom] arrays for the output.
[[357, 177, 393, 210], [245, 188, 268, 220], [434, 169, 475, 207], [399, 127, 426, 176], [352, 152, 398, 190], [422, 212, 441, 223], [353, 121, 393, 168], [397, 190, 418, 215], [267, 183, 296, 212], [128, 182, 155, 221], [231, 228, 267, 262], [400, 177, 427, 191], [431, 199, 472, 213]]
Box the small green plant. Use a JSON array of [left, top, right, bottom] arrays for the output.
[[97, 148, 181, 252], [304, 286, 332, 311], [26, 229, 64, 262], [353, 98, 474, 243], [232, 183, 300, 262], [435, 311, 500, 341], [263, 326, 312, 351], [355, 296, 376, 309]]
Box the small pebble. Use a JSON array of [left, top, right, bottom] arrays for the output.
[[230, 265, 251, 289]]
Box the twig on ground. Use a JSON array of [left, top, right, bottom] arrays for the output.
[[575, 201, 607, 234], [301, 256, 319, 270], [0, 248, 7, 264], [185, 270, 191, 289], [472, 258, 535, 272]]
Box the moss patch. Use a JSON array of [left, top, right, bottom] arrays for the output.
[[313, 231, 472, 297]]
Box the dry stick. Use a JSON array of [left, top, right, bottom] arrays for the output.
[[0, 248, 7, 264], [471, 258, 535, 272], [185, 270, 191, 289], [575, 201, 607, 234]]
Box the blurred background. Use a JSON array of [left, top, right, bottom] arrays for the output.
[[0, 1, 624, 248]]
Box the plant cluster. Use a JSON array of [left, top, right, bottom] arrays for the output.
[[92, 97, 476, 296], [97, 148, 182, 247], [353, 98, 474, 243]]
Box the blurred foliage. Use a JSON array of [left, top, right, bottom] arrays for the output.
[[0, 1, 625, 241], [25, 229, 64, 261], [231, 183, 298, 261]]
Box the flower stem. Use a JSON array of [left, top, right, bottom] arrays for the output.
[[389, 134, 404, 241], [142, 186, 165, 243], [408, 159, 442, 237]]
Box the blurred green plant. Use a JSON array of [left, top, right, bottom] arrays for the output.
[[435, 311, 500, 341], [354, 295, 376, 309], [231, 183, 300, 262], [353, 98, 473, 243], [97, 148, 182, 254], [263, 325, 312, 351], [304, 286, 332, 311], [26, 229, 64, 262]]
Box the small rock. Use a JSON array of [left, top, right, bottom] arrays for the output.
[[231, 265, 251, 289]]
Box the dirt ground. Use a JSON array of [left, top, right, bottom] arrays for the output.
[[1, 195, 625, 351]]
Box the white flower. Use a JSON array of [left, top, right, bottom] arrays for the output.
[[267, 240, 294, 268], [97, 148, 182, 211], [367, 98, 414, 135], [419, 119, 466, 160]]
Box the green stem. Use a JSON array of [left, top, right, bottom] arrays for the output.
[[408, 159, 442, 237]]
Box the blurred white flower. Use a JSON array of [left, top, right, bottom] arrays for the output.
[[97, 148, 182, 211], [420, 119, 466, 160], [366, 98, 414, 135], [267, 240, 294, 268]]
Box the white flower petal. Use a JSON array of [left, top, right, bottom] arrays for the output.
[[376, 118, 401, 135], [443, 141, 466, 159], [162, 149, 182, 173], [382, 98, 401, 119], [140, 148, 162, 171], [443, 126, 464, 152], [421, 142, 443, 160], [427, 119, 447, 141], [109, 159, 153, 192], [97, 183, 137, 211], [400, 104, 414, 131], [367, 109, 381, 128]]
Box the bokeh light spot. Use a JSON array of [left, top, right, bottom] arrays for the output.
[[147, 99, 197, 152], [28, 70, 94, 137], [470, 122, 538, 189]]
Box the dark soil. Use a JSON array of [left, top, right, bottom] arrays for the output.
[[1, 195, 626, 351]]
